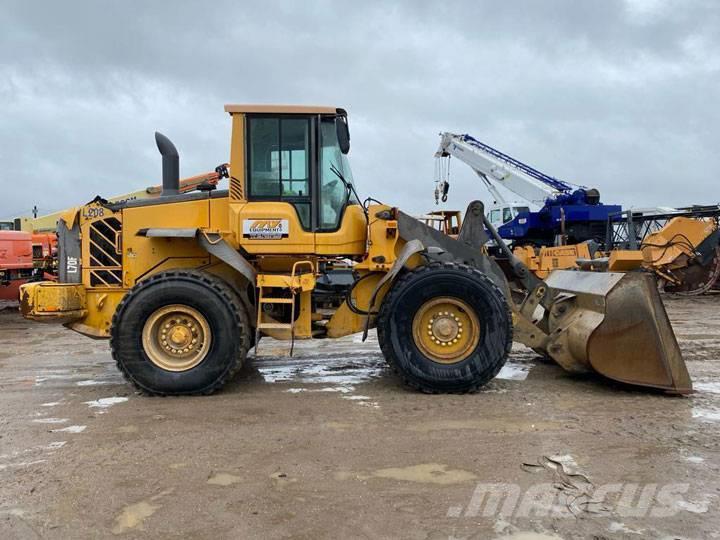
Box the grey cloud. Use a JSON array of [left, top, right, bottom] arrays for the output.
[[1, 0, 719, 221]]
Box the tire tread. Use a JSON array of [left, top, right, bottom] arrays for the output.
[[377, 261, 512, 394], [110, 269, 250, 396]]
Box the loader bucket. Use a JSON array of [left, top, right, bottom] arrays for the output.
[[540, 270, 692, 394]]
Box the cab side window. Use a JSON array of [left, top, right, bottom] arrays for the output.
[[502, 207, 513, 223], [248, 117, 311, 228]]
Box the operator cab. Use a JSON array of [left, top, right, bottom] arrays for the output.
[[486, 203, 530, 230], [420, 210, 462, 237], [227, 105, 359, 233]]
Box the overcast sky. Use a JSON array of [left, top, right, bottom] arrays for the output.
[[2, 0, 719, 221]]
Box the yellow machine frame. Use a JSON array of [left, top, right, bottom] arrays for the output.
[[21, 106, 399, 342], [19, 104, 692, 396]]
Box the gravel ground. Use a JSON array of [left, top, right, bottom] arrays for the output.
[[0, 295, 718, 539]]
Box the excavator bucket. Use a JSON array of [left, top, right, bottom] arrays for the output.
[[537, 270, 691, 394]]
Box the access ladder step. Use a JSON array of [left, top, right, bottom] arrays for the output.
[[257, 322, 293, 330], [259, 297, 294, 304]]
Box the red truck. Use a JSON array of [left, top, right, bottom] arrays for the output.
[[0, 231, 35, 300], [31, 232, 58, 279]]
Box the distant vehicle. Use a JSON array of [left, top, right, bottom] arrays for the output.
[[0, 231, 34, 300], [435, 133, 621, 247]]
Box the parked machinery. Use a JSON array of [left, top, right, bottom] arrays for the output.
[[419, 210, 462, 238], [0, 231, 34, 300], [14, 166, 230, 234], [433, 132, 720, 294], [601, 207, 720, 295], [434, 133, 621, 247], [19, 105, 690, 396], [512, 243, 595, 280]]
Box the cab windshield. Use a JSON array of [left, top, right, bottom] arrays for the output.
[[319, 118, 357, 230]]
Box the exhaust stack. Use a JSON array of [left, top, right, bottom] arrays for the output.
[[155, 132, 179, 196]]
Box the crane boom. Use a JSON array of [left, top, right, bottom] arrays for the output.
[[474, 170, 508, 206], [435, 132, 583, 206], [434, 132, 620, 247], [15, 164, 229, 233]]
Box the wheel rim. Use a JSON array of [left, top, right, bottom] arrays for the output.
[[142, 304, 212, 372], [412, 297, 481, 364]]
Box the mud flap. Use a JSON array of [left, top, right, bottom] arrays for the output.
[[539, 271, 692, 394]]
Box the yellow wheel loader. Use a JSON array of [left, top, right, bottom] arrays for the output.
[[19, 105, 691, 395]]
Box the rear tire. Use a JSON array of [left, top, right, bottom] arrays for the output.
[[110, 270, 251, 395], [377, 262, 512, 393]]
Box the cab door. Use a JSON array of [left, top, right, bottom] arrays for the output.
[[313, 116, 366, 256], [237, 115, 316, 254]]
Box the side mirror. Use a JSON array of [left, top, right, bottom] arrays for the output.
[[336, 116, 350, 154]]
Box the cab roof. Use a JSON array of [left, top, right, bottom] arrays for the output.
[[224, 104, 343, 115]]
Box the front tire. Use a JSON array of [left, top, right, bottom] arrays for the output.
[[110, 270, 251, 395], [377, 262, 512, 393]]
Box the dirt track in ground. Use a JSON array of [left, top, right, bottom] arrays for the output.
[[0, 295, 719, 539]]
